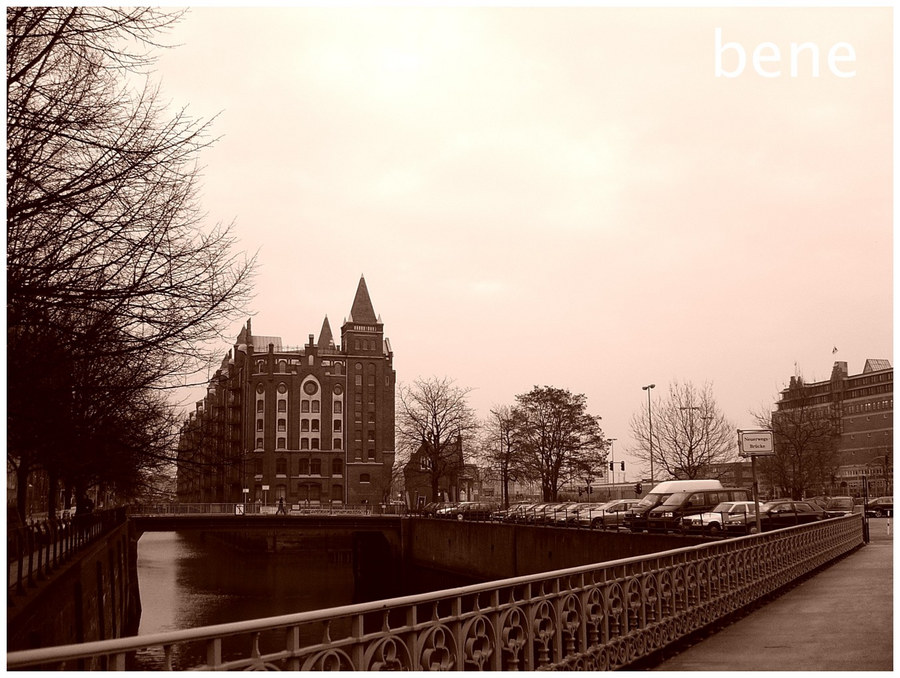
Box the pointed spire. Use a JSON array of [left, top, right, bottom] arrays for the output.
[[348, 275, 378, 324], [318, 316, 335, 348]]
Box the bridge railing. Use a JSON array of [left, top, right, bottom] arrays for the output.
[[7, 514, 863, 671], [7, 508, 127, 605]]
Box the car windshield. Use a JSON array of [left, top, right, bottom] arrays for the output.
[[709, 502, 740, 513], [637, 493, 671, 508], [660, 492, 691, 506], [827, 498, 853, 509]]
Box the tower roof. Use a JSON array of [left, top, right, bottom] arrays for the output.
[[318, 316, 335, 349], [348, 275, 378, 324]]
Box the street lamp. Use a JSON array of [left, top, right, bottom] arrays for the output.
[[642, 384, 656, 483]]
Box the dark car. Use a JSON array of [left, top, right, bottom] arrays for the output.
[[446, 501, 495, 521], [726, 500, 825, 535], [824, 496, 854, 519], [866, 497, 893, 518]]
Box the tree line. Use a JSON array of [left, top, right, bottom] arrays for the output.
[[7, 8, 254, 521], [395, 377, 840, 506]]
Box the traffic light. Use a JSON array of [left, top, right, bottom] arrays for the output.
[[635, 482, 643, 495], [620, 461, 625, 471], [609, 462, 614, 471]]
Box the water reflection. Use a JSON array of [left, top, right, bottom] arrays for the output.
[[135, 532, 356, 669]]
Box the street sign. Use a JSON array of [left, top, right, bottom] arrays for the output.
[[738, 430, 775, 456]]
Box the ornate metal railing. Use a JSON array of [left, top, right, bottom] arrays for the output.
[[7, 508, 127, 604], [7, 515, 863, 671]]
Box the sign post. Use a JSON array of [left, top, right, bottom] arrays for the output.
[[738, 429, 775, 534]]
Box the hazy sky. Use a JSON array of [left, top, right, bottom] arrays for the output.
[[151, 4, 892, 480]]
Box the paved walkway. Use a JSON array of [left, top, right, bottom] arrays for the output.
[[655, 518, 893, 671]]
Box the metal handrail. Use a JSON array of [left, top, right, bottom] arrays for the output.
[[7, 514, 864, 670]]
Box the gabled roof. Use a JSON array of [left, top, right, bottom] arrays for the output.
[[863, 359, 892, 373], [318, 316, 335, 349], [347, 275, 378, 324]]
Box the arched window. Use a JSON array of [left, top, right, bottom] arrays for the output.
[[310, 458, 322, 475], [278, 360, 287, 373]]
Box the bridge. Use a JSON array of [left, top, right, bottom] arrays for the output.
[[7, 508, 869, 670]]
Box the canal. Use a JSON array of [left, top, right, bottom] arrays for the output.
[[134, 530, 475, 669]]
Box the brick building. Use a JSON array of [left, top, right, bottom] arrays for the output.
[[176, 276, 396, 507], [774, 359, 892, 497]]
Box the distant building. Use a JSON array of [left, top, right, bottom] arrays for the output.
[[774, 359, 892, 497], [403, 437, 465, 508], [176, 276, 396, 506]]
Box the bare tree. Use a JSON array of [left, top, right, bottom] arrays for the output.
[[478, 405, 524, 509], [7, 8, 255, 518], [630, 381, 736, 480], [512, 386, 605, 502], [751, 386, 840, 499], [396, 377, 479, 503]]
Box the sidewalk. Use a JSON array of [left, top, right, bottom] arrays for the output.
[[654, 518, 893, 671]]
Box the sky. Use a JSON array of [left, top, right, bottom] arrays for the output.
[[149, 3, 893, 481]]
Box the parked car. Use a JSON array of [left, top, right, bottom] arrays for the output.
[[646, 487, 751, 533], [419, 502, 450, 517], [445, 501, 495, 521], [824, 496, 855, 518], [433, 502, 461, 519], [577, 499, 642, 529], [681, 501, 756, 535], [546, 502, 580, 525], [503, 502, 541, 523], [725, 500, 825, 535], [624, 479, 725, 532], [528, 502, 569, 524], [866, 497, 893, 518]]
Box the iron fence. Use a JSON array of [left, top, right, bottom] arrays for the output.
[[7, 508, 127, 604], [7, 514, 862, 670]]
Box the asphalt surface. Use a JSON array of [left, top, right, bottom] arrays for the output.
[[653, 517, 894, 672]]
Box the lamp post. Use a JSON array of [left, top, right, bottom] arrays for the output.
[[642, 384, 656, 483]]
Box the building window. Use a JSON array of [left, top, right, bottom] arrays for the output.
[[278, 360, 287, 373], [360, 473, 370, 484], [311, 438, 320, 450], [334, 438, 342, 450], [368, 449, 376, 461], [299, 458, 309, 475], [255, 437, 263, 449], [334, 420, 342, 431], [256, 419, 264, 431], [301, 420, 310, 432], [277, 437, 286, 449], [332, 485, 343, 501], [355, 375, 362, 386], [253, 458, 263, 475], [276, 484, 287, 500], [278, 419, 286, 432], [276, 458, 287, 475], [311, 458, 322, 475], [311, 400, 320, 413], [332, 458, 343, 476], [277, 400, 286, 413], [257, 400, 264, 413], [301, 438, 309, 450], [256, 360, 265, 373], [301, 400, 310, 413], [311, 420, 320, 432], [367, 430, 375, 442], [334, 401, 343, 414]]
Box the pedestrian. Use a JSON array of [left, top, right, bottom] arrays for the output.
[[276, 497, 286, 515]]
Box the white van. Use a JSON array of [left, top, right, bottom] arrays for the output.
[[624, 479, 724, 532]]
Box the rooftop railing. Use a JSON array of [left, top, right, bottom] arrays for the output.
[[7, 514, 863, 671]]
